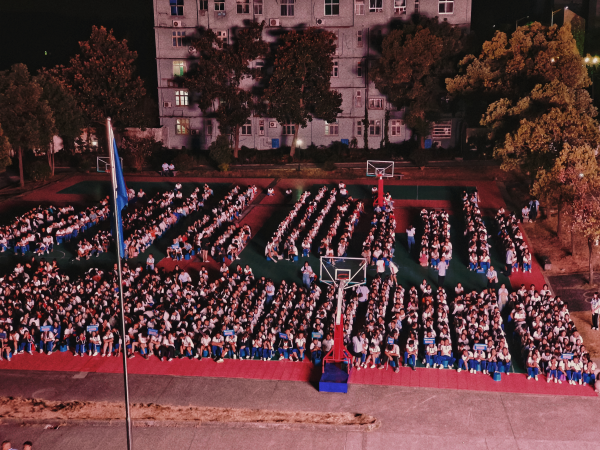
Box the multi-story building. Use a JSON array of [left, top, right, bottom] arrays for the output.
[[153, 0, 472, 151]]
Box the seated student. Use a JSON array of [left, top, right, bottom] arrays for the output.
[[168, 163, 175, 176], [365, 341, 381, 369], [278, 334, 291, 360], [526, 350, 540, 380], [291, 331, 306, 361], [583, 359, 597, 386], [251, 332, 263, 360], [404, 339, 418, 371], [267, 187, 275, 196], [522, 250, 532, 273], [225, 332, 237, 359], [424, 339, 437, 368], [384, 341, 401, 373], [211, 331, 225, 363], [309, 337, 322, 363], [262, 333, 274, 361], [138, 331, 149, 360], [457, 349, 469, 373], [180, 331, 195, 359], [101, 328, 114, 357], [199, 333, 212, 360], [567, 355, 584, 385], [546, 356, 560, 383], [161, 162, 169, 176], [498, 347, 512, 374], [74, 331, 87, 357], [0, 330, 11, 362], [486, 348, 499, 375], [88, 331, 101, 356], [469, 348, 485, 373], [285, 189, 293, 200], [146, 254, 155, 271], [435, 338, 455, 369], [41, 328, 56, 355]]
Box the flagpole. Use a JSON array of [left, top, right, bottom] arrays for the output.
[[106, 117, 134, 450]]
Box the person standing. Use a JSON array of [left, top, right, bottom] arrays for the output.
[[437, 256, 447, 287], [486, 266, 498, 290], [591, 292, 600, 330], [529, 199, 539, 222], [406, 225, 415, 253], [389, 260, 399, 286]]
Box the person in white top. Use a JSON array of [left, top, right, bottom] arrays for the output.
[[406, 225, 416, 252]]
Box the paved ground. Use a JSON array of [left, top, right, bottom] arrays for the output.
[[1, 370, 600, 449]]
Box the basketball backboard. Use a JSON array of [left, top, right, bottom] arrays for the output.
[[366, 160, 394, 178], [320, 256, 367, 289]]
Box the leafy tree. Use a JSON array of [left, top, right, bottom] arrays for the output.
[[208, 135, 233, 171], [0, 64, 55, 187], [120, 135, 161, 171], [35, 71, 85, 175], [370, 17, 468, 147], [265, 28, 342, 158], [55, 26, 146, 128], [185, 22, 268, 159], [447, 22, 589, 124], [0, 124, 12, 172]]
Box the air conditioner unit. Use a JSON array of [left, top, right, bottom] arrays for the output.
[[269, 121, 277, 128], [188, 46, 197, 54], [269, 19, 280, 27], [259, 129, 265, 136], [163, 102, 172, 108], [173, 20, 183, 27], [316, 18, 325, 25], [191, 129, 201, 136], [200, 10, 206, 16], [432, 140, 442, 147], [215, 11, 227, 18]]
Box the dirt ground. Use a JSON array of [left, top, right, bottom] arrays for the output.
[[0, 397, 379, 430]]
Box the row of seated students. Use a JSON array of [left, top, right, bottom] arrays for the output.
[[418, 208, 452, 268], [495, 208, 533, 273], [511, 284, 596, 386], [362, 204, 396, 268], [462, 191, 492, 273]]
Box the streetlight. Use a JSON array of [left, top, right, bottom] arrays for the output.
[[551, 6, 567, 27], [516, 16, 529, 30], [584, 55, 600, 101]]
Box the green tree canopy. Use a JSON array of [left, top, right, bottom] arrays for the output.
[[371, 17, 468, 145], [55, 26, 147, 128], [264, 28, 342, 158], [0, 64, 54, 187], [185, 22, 268, 158]]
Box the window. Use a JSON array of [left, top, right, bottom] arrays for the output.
[[237, 0, 250, 13], [281, 0, 294, 16], [254, 0, 263, 14], [355, 0, 365, 15], [325, 0, 339, 15], [282, 120, 295, 135], [170, 0, 184, 15], [414, 0, 419, 13], [369, 0, 382, 12], [368, 98, 384, 109], [356, 120, 363, 136], [175, 90, 189, 106], [173, 60, 186, 76], [357, 30, 363, 48], [390, 120, 402, 136], [355, 91, 363, 107], [369, 120, 381, 136], [172, 31, 186, 47], [432, 121, 452, 137], [199, 0, 208, 9], [438, 0, 453, 13], [255, 61, 264, 79], [241, 120, 252, 135], [394, 0, 406, 14], [216, 30, 228, 42], [332, 61, 339, 77], [176, 118, 190, 135], [325, 121, 339, 135], [357, 60, 363, 77], [206, 120, 213, 135], [215, 0, 224, 11]]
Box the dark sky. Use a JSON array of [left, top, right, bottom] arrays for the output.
[[0, 0, 157, 100]]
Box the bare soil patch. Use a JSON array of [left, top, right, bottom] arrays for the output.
[[0, 397, 379, 431]]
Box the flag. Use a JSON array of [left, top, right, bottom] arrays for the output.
[[108, 122, 128, 256]]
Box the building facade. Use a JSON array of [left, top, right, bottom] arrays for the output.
[[153, 0, 472, 150]]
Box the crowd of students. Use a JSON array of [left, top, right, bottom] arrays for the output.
[[463, 191, 492, 273], [495, 208, 533, 274], [362, 204, 397, 274], [265, 186, 363, 263], [511, 284, 596, 386], [418, 208, 452, 268]]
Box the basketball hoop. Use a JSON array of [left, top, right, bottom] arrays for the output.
[[366, 160, 394, 208]]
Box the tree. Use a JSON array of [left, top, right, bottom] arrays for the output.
[[447, 22, 589, 125], [0, 124, 12, 172], [120, 135, 161, 172], [370, 18, 468, 147], [185, 22, 268, 159], [56, 26, 146, 128], [208, 135, 233, 171], [0, 64, 55, 187], [265, 28, 342, 158], [35, 71, 85, 175]]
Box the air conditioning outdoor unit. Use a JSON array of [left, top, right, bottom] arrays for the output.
[[269, 121, 277, 128], [163, 102, 172, 108], [316, 18, 325, 25], [216, 11, 227, 18], [270, 19, 280, 27], [173, 20, 183, 27]]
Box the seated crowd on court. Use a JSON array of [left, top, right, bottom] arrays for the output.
[[265, 186, 363, 263], [495, 208, 533, 274], [418, 208, 452, 268], [462, 191, 492, 272], [362, 203, 396, 270]]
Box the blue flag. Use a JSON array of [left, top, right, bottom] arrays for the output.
[[109, 124, 128, 256]]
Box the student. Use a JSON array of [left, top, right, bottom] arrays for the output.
[[180, 331, 194, 359], [404, 339, 418, 371], [384, 342, 400, 372], [101, 329, 114, 357], [352, 331, 367, 369], [424, 340, 437, 368], [526, 350, 540, 380], [74, 331, 86, 357], [310, 338, 322, 363], [457, 349, 469, 373], [199, 333, 212, 360], [292, 331, 306, 362], [88, 331, 101, 356], [365, 341, 381, 369], [567, 356, 583, 385], [146, 254, 155, 271], [211, 331, 225, 363], [546, 357, 560, 383], [225, 332, 238, 359]]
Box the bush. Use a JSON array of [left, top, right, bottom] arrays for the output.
[[26, 160, 52, 181], [172, 153, 196, 172], [208, 135, 232, 168], [218, 163, 230, 172], [322, 160, 336, 171], [409, 149, 431, 168]]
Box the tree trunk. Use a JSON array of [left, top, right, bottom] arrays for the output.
[[18, 147, 24, 188], [48, 141, 55, 177], [290, 123, 300, 159], [233, 125, 240, 159], [557, 198, 565, 242], [51, 143, 55, 177], [590, 238, 596, 286]]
